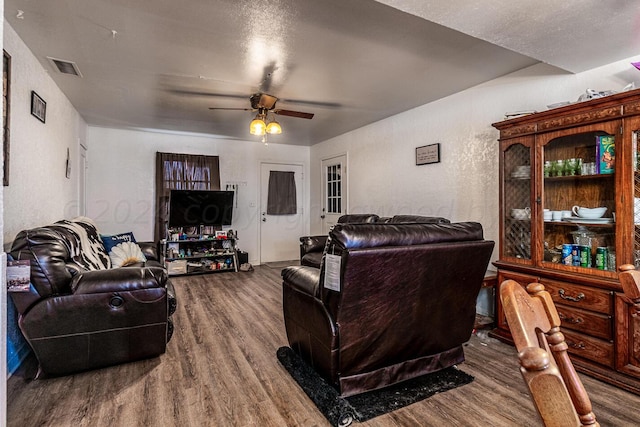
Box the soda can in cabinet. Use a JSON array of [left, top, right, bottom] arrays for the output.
[[561, 244, 573, 265], [572, 244, 581, 266], [595, 247, 608, 270], [579, 245, 591, 268]]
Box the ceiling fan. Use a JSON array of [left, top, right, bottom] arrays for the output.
[[209, 93, 314, 136]]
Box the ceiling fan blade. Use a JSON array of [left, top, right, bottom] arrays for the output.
[[274, 109, 314, 119], [280, 98, 342, 109], [167, 89, 248, 100], [208, 107, 253, 111]]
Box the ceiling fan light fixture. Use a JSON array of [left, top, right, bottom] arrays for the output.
[[250, 115, 266, 135], [266, 119, 282, 135]]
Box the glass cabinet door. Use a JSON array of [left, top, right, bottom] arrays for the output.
[[502, 140, 532, 261], [541, 124, 618, 274], [634, 128, 640, 269]]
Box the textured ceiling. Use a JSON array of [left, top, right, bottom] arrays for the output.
[[4, 0, 639, 145], [375, 0, 640, 73]]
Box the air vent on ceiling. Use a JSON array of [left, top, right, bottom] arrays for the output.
[[47, 57, 82, 77]]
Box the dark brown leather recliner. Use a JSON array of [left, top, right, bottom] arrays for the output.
[[283, 221, 494, 397], [9, 217, 177, 376], [299, 214, 450, 268]]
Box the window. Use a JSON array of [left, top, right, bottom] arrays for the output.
[[326, 164, 341, 214], [155, 152, 220, 240]]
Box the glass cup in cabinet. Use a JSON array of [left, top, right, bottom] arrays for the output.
[[553, 159, 565, 176]]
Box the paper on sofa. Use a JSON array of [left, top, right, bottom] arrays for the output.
[[323, 254, 341, 292], [7, 260, 30, 292]]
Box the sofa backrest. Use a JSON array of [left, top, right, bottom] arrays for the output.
[[10, 217, 110, 311], [319, 222, 494, 377], [337, 214, 379, 224], [388, 214, 450, 224]]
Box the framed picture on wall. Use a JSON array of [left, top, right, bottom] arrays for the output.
[[31, 90, 46, 123], [3, 50, 10, 186], [415, 143, 441, 165]]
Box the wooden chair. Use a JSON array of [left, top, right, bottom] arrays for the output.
[[500, 280, 599, 427], [619, 264, 640, 301]]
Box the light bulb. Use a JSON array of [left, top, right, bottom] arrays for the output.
[[249, 117, 266, 135], [266, 120, 282, 134]]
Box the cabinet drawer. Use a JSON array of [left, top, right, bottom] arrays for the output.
[[539, 279, 612, 314], [563, 329, 614, 367], [556, 304, 612, 340]]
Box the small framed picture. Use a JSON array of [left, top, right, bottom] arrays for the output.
[[4, 50, 11, 187], [416, 143, 440, 165], [31, 91, 46, 123]]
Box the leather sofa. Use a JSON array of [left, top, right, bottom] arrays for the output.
[[299, 214, 450, 268], [9, 217, 177, 376], [283, 221, 494, 396]]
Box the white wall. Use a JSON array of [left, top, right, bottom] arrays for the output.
[[310, 55, 640, 267], [85, 127, 310, 264], [2, 22, 86, 245], [2, 21, 86, 396]]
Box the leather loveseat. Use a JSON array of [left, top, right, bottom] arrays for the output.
[[283, 221, 494, 396], [299, 214, 450, 268], [9, 217, 177, 376]]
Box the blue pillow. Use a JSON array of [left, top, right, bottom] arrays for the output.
[[100, 232, 137, 253]]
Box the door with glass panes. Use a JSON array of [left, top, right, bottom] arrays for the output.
[[501, 136, 534, 264], [321, 155, 347, 234]]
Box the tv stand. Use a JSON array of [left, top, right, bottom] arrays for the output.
[[163, 237, 238, 276]]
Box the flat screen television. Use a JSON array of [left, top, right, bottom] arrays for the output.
[[168, 190, 234, 227]]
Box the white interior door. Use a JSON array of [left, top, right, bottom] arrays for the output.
[[260, 163, 304, 263], [321, 155, 347, 234]]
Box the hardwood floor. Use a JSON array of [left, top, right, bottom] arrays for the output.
[[7, 265, 640, 426]]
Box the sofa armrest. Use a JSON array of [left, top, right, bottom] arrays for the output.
[[282, 265, 338, 378], [138, 241, 159, 261], [282, 266, 334, 336], [71, 266, 168, 295], [282, 265, 320, 296], [299, 235, 328, 257]]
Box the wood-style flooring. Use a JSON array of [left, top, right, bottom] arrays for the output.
[[7, 265, 640, 426]]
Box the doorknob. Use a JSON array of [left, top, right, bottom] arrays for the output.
[[262, 212, 266, 222], [320, 214, 325, 219], [262, 218, 266, 222]]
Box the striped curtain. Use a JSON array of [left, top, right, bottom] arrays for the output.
[[155, 152, 220, 240]]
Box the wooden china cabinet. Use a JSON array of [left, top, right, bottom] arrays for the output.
[[491, 88, 640, 394]]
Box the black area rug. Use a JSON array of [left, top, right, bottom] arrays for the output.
[[276, 346, 474, 427]]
